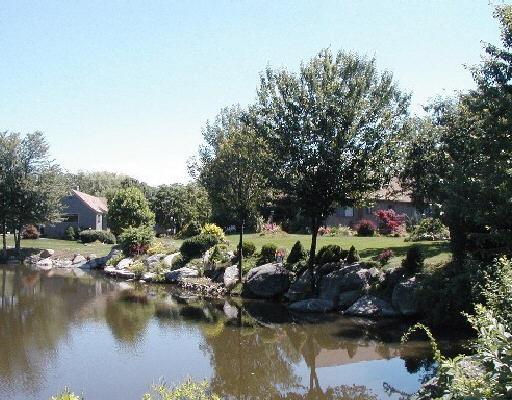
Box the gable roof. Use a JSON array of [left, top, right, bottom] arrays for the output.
[[373, 178, 412, 203], [72, 190, 108, 213]]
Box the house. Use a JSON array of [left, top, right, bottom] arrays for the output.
[[325, 179, 418, 228], [43, 190, 109, 238]]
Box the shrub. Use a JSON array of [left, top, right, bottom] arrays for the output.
[[143, 380, 221, 400], [180, 234, 219, 260], [361, 260, 380, 269], [108, 187, 155, 236], [374, 209, 406, 235], [64, 226, 76, 241], [22, 224, 39, 239], [237, 241, 256, 258], [128, 260, 146, 279], [377, 248, 394, 266], [287, 241, 308, 264], [200, 223, 225, 241], [147, 241, 177, 256], [79, 230, 116, 244], [346, 245, 360, 263], [276, 247, 287, 262], [317, 226, 332, 236], [355, 219, 377, 236], [177, 221, 202, 238], [316, 244, 343, 265], [118, 225, 155, 255], [409, 217, 450, 241], [257, 243, 277, 264], [402, 244, 425, 274], [106, 253, 124, 267], [51, 388, 82, 400], [331, 225, 355, 237], [209, 244, 231, 264]]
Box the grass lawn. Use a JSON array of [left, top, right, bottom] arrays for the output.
[[3, 235, 114, 259], [224, 232, 451, 267]]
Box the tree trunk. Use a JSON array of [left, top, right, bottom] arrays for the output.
[[308, 217, 319, 292], [238, 221, 243, 283], [1, 219, 6, 258], [14, 222, 22, 254], [450, 223, 467, 265]]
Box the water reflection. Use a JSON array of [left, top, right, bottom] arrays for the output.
[[0, 265, 446, 400]]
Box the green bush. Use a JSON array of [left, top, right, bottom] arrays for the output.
[[177, 221, 202, 238], [287, 241, 308, 264], [257, 243, 277, 265], [315, 244, 343, 265], [237, 241, 256, 258], [180, 234, 219, 260], [143, 380, 221, 400], [108, 187, 155, 236], [51, 388, 82, 400], [64, 226, 76, 241], [210, 244, 231, 264], [118, 225, 155, 255], [346, 245, 360, 263], [79, 230, 116, 244], [409, 217, 450, 241], [128, 260, 147, 279], [106, 253, 124, 267], [402, 244, 425, 274], [200, 223, 225, 241]]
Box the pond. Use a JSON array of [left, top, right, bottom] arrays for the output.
[[0, 265, 457, 400]]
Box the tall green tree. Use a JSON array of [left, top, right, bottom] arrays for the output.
[[107, 187, 155, 236], [252, 49, 409, 277], [195, 106, 270, 281]]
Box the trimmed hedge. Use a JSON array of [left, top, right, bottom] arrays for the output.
[[346, 245, 360, 263], [119, 225, 155, 255], [258, 243, 277, 265], [287, 241, 308, 264], [316, 244, 343, 265], [79, 230, 116, 244], [180, 234, 220, 260]]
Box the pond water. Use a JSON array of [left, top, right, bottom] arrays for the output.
[[0, 265, 456, 400]]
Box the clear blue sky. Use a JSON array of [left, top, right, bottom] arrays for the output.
[[0, 1, 502, 185]]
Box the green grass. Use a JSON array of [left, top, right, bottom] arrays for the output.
[[4, 235, 114, 258], [224, 232, 451, 267]]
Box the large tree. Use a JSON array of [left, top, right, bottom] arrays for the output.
[[195, 106, 271, 281], [107, 187, 155, 236], [252, 49, 409, 277]]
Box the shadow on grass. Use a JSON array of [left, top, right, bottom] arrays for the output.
[[359, 241, 451, 260]]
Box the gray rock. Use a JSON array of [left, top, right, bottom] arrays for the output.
[[319, 264, 368, 303], [143, 272, 157, 282], [36, 258, 53, 270], [317, 262, 345, 276], [54, 260, 73, 268], [245, 263, 291, 299], [337, 290, 362, 310], [367, 267, 385, 284], [288, 298, 335, 313], [162, 253, 179, 268], [116, 269, 135, 279], [81, 248, 122, 269], [104, 266, 117, 275], [392, 277, 419, 316], [145, 254, 164, 269], [72, 254, 87, 265], [344, 295, 399, 318], [117, 258, 134, 270], [164, 267, 199, 283], [40, 249, 55, 259], [223, 265, 239, 290], [223, 301, 239, 319], [285, 269, 314, 302]]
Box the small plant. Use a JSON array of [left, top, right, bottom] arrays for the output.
[[147, 241, 176, 256], [22, 224, 40, 239], [79, 230, 116, 244], [276, 247, 287, 262], [177, 221, 202, 238], [258, 243, 277, 264], [128, 260, 146, 279], [346, 245, 360, 263], [118, 225, 155, 255], [51, 388, 82, 400], [409, 217, 450, 241], [209, 244, 230, 264], [331, 225, 355, 237], [200, 223, 225, 241], [287, 241, 308, 264], [317, 226, 332, 236], [355, 219, 377, 237], [316, 244, 343, 265], [237, 241, 256, 258], [106, 253, 125, 267], [180, 234, 219, 260], [64, 226, 76, 241], [377, 248, 394, 266], [402, 244, 425, 273], [143, 379, 221, 400]]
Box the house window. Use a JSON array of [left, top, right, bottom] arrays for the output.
[[61, 214, 78, 222], [343, 207, 354, 217]]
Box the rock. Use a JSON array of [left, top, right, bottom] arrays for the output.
[[104, 266, 117, 275], [72, 254, 87, 265], [223, 265, 239, 290], [24, 255, 40, 265], [367, 267, 385, 284], [88, 254, 97, 260], [392, 277, 419, 316], [40, 249, 55, 259], [317, 262, 344, 276], [164, 267, 199, 283], [145, 254, 164, 269], [245, 263, 291, 299], [117, 258, 134, 270], [36, 258, 53, 270], [319, 264, 367, 303], [143, 272, 157, 282], [343, 295, 399, 318], [7, 257, 20, 265], [288, 298, 335, 313], [337, 290, 362, 310], [285, 269, 314, 302], [116, 269, 135, 279], [162, 253, 179, 268], [54, 260, 73, 268], [223, 301, 239, 319]]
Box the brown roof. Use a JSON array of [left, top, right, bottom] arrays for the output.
[[72, 190, 108, 214], [373, 178, 412, 203]]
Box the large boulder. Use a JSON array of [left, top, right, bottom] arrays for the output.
[[343, 295, 399, 318], [245, 263, 292, 299], [40, 249, 55, 259], [223, 265, 239, 290], [285, 269, 314, 302], [72, 254, 87, 265], [337, 290, 362, 310], [164, 267, 199, 283], [288, 298, 335, 313], [36, 258, 53, 270], [319, 264, 368, 303], [392, 277, 420, 316], [117, 258, 134, 270], [145, 254, 164, 270], [54, 259, 73, 268], [162, 253, 179, 268]]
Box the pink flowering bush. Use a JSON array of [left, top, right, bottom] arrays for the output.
[[374, 209, 406, 235], [317, 226, 332, 236], [377, 249, 394, 266], [355, 219, 377, 236]]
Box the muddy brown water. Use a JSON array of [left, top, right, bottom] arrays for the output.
[[0, 265, 461, 400]]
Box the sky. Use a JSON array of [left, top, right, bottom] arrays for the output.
[[0, 1, 503, 186]]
